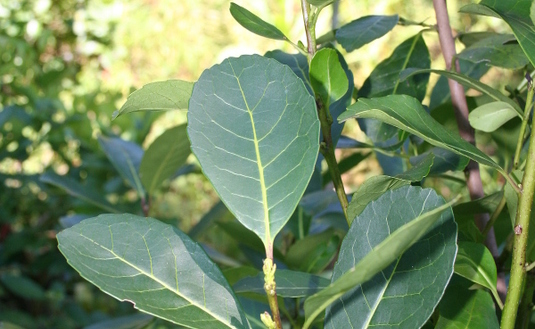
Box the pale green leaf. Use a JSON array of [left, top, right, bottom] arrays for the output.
[[309, 48, 348, 109], [335, 15, 398, 52], [229, 3, 286, 41], [303, 186, 458, 328], [188, 55, 320, 245], [139, 124, 191, 194], [57, 214, 250, 328], [338, 95, 504, 172], [114, 80, 193, 119], [469, 101, 518, 132]]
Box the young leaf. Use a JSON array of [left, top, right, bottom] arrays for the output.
[[303, 186, 458, 329], [309, 48, 348, 109], [338, 95, 504, 172], [233, 270, 330, 298], [229, 3, 287, 41], [468, 101, 518, 132], [188, 55, 320, 248], [114, 80, 193, 119], [335, 15, 399, 52], [401, 68, 523, 116], [435, 283, 499, 329], [40, 172, 118, 213], [139, 124, 191, 195], [455, 241, 501, 305], [57, 214, 250, 328], [98, 135, 145, 198], [478, 0, 535, 68]]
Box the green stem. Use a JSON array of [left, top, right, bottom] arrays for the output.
[[501, 81, 535, 329], [517, 272, 535, 329], [262, 258, 282, 329], [514, 83, 534, 169]]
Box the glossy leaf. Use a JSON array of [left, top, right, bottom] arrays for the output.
[[114, 80, 193, 119], [455, 241, 500, 304], [98, 135, 145, 197], [188, 55, 320, 246], [469, 101, 518, 132], [339, 95, 503, 172], [436, 283, 499, 329], [309, 48, 348, 109], [304, 186, 458, 328], [479, 0, 535, 68], [57, 214, 249, 328], [401, 68, 523, 116], [40, 172, 118, 213], [335, 15, 399, 52], [233, 270, 330, 298], [229, 3, 286, 41], [457, 34, 528, 69], [139, 124, 191, 194]]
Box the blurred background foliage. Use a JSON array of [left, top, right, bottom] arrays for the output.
[[0, 0, 513, 328]]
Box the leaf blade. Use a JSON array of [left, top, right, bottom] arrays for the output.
[[335, 15, 399, 52], [229, 3, 287, 41], [309, 48, 348, 109], [468, 101, 518, 132]]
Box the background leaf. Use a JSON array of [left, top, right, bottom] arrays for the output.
[[229, 3, 287, 41], [57, 214, 250, 328], [188, 54, 319, 246], [306, 0, 335, 7], [309, 48, 348, 108], [114, 80, 193, 119], [98, 135, 145, 198], [457, 34, 529, 69], [139, 124, 191, 194], [335, 15, 399, 52], [468, 101, 518, 132], [303, 186, 458, 328]]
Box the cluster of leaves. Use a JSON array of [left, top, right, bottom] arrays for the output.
[[6, 0, 535, 329]]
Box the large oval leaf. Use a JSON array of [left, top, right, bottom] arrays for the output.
[[309, 48, 348, 109], [323, 186, 457, 329], [187, 55, 320, 247], [468, 101, 519, 132], [57, 214, 250, 328]]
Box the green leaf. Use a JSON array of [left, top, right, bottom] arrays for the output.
[[309, 48, 348, 109], [455, 241, 500, 305], [233, 270, 330, 298], [453, 192, 503, 243], [84, 314, 153, 329], [98, 136, 145, 198], [139, 124, 191, 194], [40, 172, 118, 213], [338, 95, 504, 172], [435, 283, 499, 329], [306, 0, 335, 7], [303, 186, 458, 329], [459, 3, 500, 18], [395, 152, 434, 181], [0, 274, 46, 300], [457, 34, 529, 69], [57, 214, 249, 328], [504, 170, 522, 226], [401, 68, 523, 116], [229, 3, 287, 41], [0, 322, 26, 329], [335, 15, 399, 52], [479, 0, 535, 68], [410, 148, 469, 175], [113, 80, 193, 119], [532, 0, 535, 27], [189, 201, 232, 240], [347, 175, 410, 223], [188, 54, 320, 246], [285, 229, 340, 273], [469, 101, 519, 132]]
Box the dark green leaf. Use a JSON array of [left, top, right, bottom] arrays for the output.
[[479, 0, 535, 68], [188, 55, 320, 246], [436, 283, 499, 329], [504, 170, 522, 226], [322, 152, 370, 184], [84, 314, 153, 329], [347, 175, 410, 223], [98, 135, 145, 198], [457, 34, 529, 69], [189, 201, 232, 240], [139, 124, 191, 194], [285, 229, 340, 273], [469, 101, 519, 132], [338, 95, 504, 172], [335, 15, 398, 52], [229, 3, 286, 41], [114, 80, 193, 119], [455, 241, 500, 304], [0, 274, 46, 300], [309, 48, 348, 109], [304, 186, 458, 329], [402, 68, 523, 116], [57, 214, 249, 328], [459, 3, 500, 18], [410, 148, 469, 175], [40, 172, 118, 213], [233, 270, 330, 298], [395, 152, 434, 181]]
